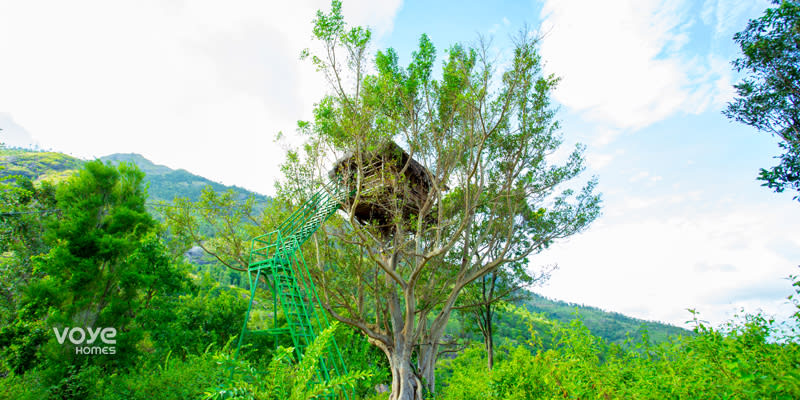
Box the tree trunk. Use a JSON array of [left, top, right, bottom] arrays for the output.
[[485, 301, 494, 370], [485, 325, 494, 370], [417, 341, 438, 396], [387, 350, 423, 400]]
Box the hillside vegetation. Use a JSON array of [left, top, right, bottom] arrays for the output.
[[1, 147, 686, 342], [523, 292, 688, 344], [0, 148, 268, 204], [0, 148, 83, 184], [3, 0, 800, 398], [2, 148, 799, 400], [99, 153, 268, 204]]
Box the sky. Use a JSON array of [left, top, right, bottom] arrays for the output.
[[1, 0, 798, 329]]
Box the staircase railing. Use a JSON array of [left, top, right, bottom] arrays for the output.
[[235, 178, 352, 398]]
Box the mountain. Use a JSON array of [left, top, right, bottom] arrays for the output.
[[99, 153, 269, 204], [0, 148, 83, 183], [449, 290, 690, 350], [101, 153, 174, 176], [0, 148, 268, 204], [1, 147, 687, 343], [522, 292, 689, 344]]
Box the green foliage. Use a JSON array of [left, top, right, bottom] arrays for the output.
[[0, 159, 261, 398], [439, 289, 800, 400], [31, 161, 160, 366], [436, 345, 492, 400], [139, 274, 248, 359], [0, 149, 83, 182], [0, 175, 57, 323], [725, 0, 800, 200], [3, 161, 160, 373], [335, 325, 391, 398], [0, 318, 48, 375], [206, 323, 372, 400], [162, 185, 282, 271], [192, 261, 248, 288], [456, 265, 543, 369], [0, 348, 226, 400], [0, 148, 270, 208]]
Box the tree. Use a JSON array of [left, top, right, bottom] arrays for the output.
[[0, 176, 57, 323], [725, 0, 800, 200], [161, 186, 274, 271], [165, 3, 599, 397], [0, 176, 57, 375], [456, 262, 554, 370], [37, 161, 155, 325], [290, 3, 601, 398], [21, 161, 183, 369]]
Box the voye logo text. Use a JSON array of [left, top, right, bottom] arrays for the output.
[[53, 327, 117, 355]]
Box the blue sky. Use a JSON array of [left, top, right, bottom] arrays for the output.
[[1, 0, 798, 328]]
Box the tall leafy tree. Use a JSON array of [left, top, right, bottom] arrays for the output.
[[161, 186, 270, 272], [725, 0, 800, 200], [21, 161, 182, 369], [456, 263, 553, 370], [0, 176, 57, 375], [292, 3, 601, 399], [38, 161, 155, 326], [0, 177, 57, 323], [165, 4, 600, 398]]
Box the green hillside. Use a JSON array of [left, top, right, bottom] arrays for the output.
[[100, 153, 173, 175], [448, 290, 689, 351], [0, 148, 269, 204], [99, 153, 269, 204], [522, 292, 688, 344], [1, 148, 686, 344], [0, 148, 83, 184], [3, 149, 795, 400]]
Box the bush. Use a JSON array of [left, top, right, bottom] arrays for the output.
[[0, 348, 223, 400], [206, 323, 372, 400], [438, 302, 800, 400]]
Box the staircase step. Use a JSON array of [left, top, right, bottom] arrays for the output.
[[238, 181, 353, 399]]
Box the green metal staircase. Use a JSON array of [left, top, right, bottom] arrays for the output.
[[235, 180, 351, 394]]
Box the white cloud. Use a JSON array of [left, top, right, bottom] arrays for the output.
[[0, 0, 402, 195], [537, 0, 763, 135], [628, 171, 663, 185], [586, 151, 617, 170], [629, 171, 650, 183], [591, 127, 623, 147], [539, 0, 692, 130], [702, 0, 770, 40], [534, 198, 800, 328], [488, 16, 513, 35], [0, 113, 39, 149]]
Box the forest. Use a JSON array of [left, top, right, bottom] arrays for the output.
[[2, 1, 800, 399]]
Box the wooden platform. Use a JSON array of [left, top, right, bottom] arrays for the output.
[[329, 141, 437, 234]]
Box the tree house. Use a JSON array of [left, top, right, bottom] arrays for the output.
[[329, 141, 437, 234]]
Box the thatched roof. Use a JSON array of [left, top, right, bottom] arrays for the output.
[[328, 141, 432, 187], [328, 141, 438, 234]]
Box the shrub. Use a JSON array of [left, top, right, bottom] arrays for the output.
[[206, 323, 372, 400], [438, 291, 800, 400]]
